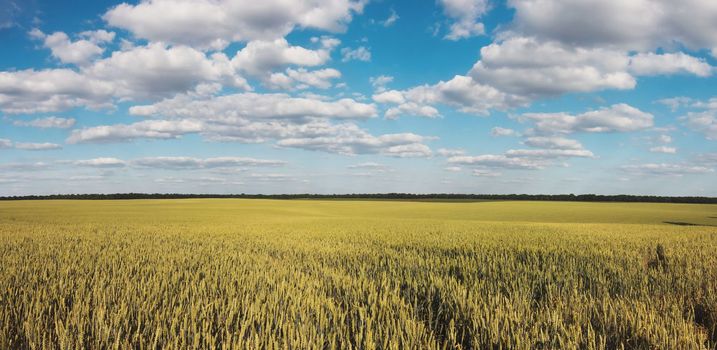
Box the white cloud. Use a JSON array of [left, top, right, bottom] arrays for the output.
[[439, 0, 488, 40], [381, 9, 399, 27], [656, 97, 693, 111], [621, 163, 713, 176], [0, 162, 52, 171], [74, 157, 127, 168], [79, 30, 116, 44], [13, 142, 62, 151], [13, 116, 76, 129], [649, 146, 677, 154], [0, 139, 62, 151], [104, 0, 367, 50], [268, 68, 341, 90], [629, 52, 713, 77], [444, 166, 462, 172], [341, 46, 371, 62], [491, 127, 516, 137], [347, 162, 388, 169], [385, 75, 522, 118], [0, 43, 249, 114], [133, 156, 286, 169], [382, 143, 433, 158], [698, 153, 717, 164], [680, 111, 717, 140], [66, 89, 431, 157], [448, 154, 544, 169], [656, 134, 672, 144], [372, 90, 404, 104], [87, 43, 247, 99], [469, 37, 635, 98], [448, 135, 595, 171], [67, 119, 205, 144], [129, 92, 377, 121], [507, 0, 717, 51], [369, 75, 393, 91], [232, 38, 334, 78], [472, 169, 501, 177], [692, 97, 717, 110], [523, 136, 584, 150], [504, 148, 594, 158], [0, 0, 20, 29], [30, 29, 107, 65], [0, 69, 114, 114], [276, 124, 432, 157], [385, 102, 440, 119], [437, 148, 466, 157], [522, 104, 654, 134]]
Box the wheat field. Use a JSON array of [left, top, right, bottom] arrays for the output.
[[1, 199, 716, 349]]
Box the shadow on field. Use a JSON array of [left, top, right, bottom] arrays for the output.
[[663, 221, 717, 227]]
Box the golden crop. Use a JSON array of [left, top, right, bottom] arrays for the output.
[[1, 199, 716, 349]]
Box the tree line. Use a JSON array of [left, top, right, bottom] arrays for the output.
[[0, 193, 715, 204]]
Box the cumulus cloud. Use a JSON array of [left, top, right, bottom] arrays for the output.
[[523, 136, 584, 150], [347, 162, 389, 170], [657, 97, 693, 111], [382, 143, 433, 158], [233, 38, 335, 79], [66, 89, 432, 157], [104, 0, 367, 50], [628, 52, 713, 77], [276, 124, 432, 157], [680, 111, 717, 140], [0, 139, 62, 151], [13, 142, 62, 151], [87, 43, 248, 99], [504, 148, 594, 159], [13, 116, 76, 129], [472, 169, 501, 177], [522, 104, 654, 134], [74, 157, 128, 168], [341, 46, 371, 62], [0, 42, 249, 113], [436, 148, 466, 157], [469, 37, 635, 98], [439, 0, 488, 40], [0, 69, 115, 114], [67, 119, 205, 144], [268, 68, 341, 90], [507, 0, 717, 51], [621, 163, 714, 176], [381, 9, 399, 27], [385, 102, 439, 119], [649, 146, 677, 154], [129, 92, 377, 121], [72, 156, 285, 169], [30, 29, 109, 65], [491, 127, 517, 137], [377, 75, 523, 118], [448, 134, 594, 171], [448, 154, 544, 169], [372, 90, 404, 104], [369, 75, 393, 91], [133, 156, 286, 169], [79, 30, 116, 44], [655, 134, 672, 144]]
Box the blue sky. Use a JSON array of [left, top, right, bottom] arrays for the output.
[[0, 0, 715, 196]]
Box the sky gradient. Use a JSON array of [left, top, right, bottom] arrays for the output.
[[0, 0, 716, 196]]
